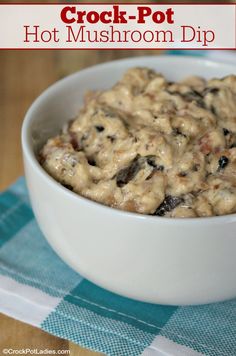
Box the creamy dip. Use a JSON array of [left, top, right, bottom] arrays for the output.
[[40, 68, 236, 217]]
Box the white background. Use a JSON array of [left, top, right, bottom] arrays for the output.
[[0, 4, 235, 49]]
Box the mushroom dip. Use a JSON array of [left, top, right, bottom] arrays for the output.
[[40, 68, 236, 217]]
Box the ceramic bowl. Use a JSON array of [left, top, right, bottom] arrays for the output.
[[22, 56, 236, 305]]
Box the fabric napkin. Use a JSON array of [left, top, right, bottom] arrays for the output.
[[167, 50, 236, 64], [0, 177, 236, 356]]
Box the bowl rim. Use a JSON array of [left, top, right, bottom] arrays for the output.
[[21, 54, 236, 225]]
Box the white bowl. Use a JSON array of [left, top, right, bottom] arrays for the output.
[[22, 56, 236, 305]]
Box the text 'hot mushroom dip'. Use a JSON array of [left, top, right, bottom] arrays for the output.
[[40, 68, 236, 218]]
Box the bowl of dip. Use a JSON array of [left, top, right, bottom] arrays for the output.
[[22, 56, 236, 305]]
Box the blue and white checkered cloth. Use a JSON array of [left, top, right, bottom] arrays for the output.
[[167, 50, 236, 65], [0, 177, 236, 356]]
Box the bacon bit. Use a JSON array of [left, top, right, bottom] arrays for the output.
[[105, 195, 116, 207], [200, 142, 212, 154], [199, 134, 213, 154], [145, 93, 156, 100], [70, 132, 80, 151], [200, 143, 221, 155], [123, 200, 137, 212]]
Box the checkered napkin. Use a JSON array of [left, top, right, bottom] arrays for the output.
[[167, 50, 236, 64], [0, 177, 236, 356]]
